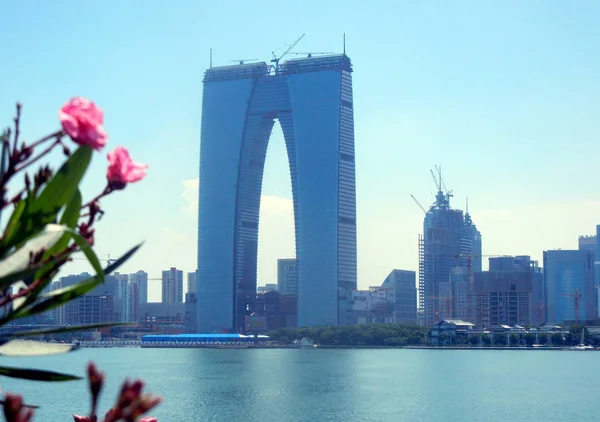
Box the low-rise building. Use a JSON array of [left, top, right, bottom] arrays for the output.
[[429, 319, 475, 345]]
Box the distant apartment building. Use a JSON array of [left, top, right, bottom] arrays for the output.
[[162, 267, 183, 304], [381, 269, 418, 325], [474, 256, 544, 327], [110, 273, 131, 322], [130, 270, 148, 304], [544, 250, 596, 324], [277, 259, 298, 295], [60, 272, 116, 325], [129, 281, 139, 323], [187, 270, 197, 294]]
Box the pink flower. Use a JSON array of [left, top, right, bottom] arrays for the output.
[[72, 415, 92, 422], [59, 97, 108, 150], [106, 147, 148, 189], [139, 418, 158, 422]]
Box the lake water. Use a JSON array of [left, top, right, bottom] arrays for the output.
[[1, 348, 597, 421]]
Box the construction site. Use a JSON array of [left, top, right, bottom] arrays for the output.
[[412, 167, 482, 326]]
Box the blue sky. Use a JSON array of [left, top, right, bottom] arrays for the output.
[[2, 1, 600, 301]]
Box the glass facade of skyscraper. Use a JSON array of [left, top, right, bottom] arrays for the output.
[[543, 250, 595, 324], [197, 55, 357, 332]]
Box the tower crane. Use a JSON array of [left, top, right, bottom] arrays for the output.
[[537, 300, 545, 326], [435, 165, 449, 193], [411, 194, 427, 214], [431, 288, 454, 320], [454, 253, 512, 323], [271, 34, 305, 72], [560, 288, 583, 324]]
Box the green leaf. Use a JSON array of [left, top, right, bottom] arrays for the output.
[[68, 230, 103, 283], [0, 340, 74, 356], [0, 224, 67, 289], [9, 322, 131, 337], [0, 365, 80, 382], [0, 259, 58, 291], [0, 147, 92, 257], [11, 278, 100, 320], [104, 242, 143, 274], [2, 200, 26, 245], [9, 243, 142, 321], [30, 146, 92, 220], [59, 189, 82, 229], [39, 189, 82, 263]]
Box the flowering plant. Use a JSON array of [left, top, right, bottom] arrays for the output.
[[0, 98, 159, 421]]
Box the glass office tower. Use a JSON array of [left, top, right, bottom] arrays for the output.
[[197, 55, 357, 332]]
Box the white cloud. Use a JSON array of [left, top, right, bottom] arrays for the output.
[[180, 178, 293, 217], [179, 178, 295, 286], [181, 178, 199, 216]]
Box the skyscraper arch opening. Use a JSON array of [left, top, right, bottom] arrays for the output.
[[257, 119, 296, 290]]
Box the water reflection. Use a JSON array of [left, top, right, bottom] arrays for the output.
[[2, 348, 599, 421]]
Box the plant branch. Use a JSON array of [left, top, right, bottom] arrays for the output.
[[12, 103, 21, 156], [14, 139, 60, 173], [81, 186, 111, 210], [27, 130, 64, 150]]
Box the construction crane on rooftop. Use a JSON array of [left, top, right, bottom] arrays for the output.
[[271, 34, 305, 72], [431, 288, 455, 320], [435, 165, 449, 192], [537, 300, 545, 326], [411, 194, 427, 214]]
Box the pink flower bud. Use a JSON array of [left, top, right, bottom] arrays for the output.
[[139, 417, 158, 422], [106, 147, 148, 188], [59, 97, 108, 150], [3, 393, 34, 422]]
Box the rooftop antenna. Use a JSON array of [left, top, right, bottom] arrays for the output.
[[343, 33, 346, 55], [210, 48, 213, 68]]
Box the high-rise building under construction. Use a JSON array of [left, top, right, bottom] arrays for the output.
[[415, 170, 482, 325]]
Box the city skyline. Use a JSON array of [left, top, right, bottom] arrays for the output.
[[3, 1, 600, 304]]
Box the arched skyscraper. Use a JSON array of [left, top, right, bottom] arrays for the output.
[[197, 55, 357, 333]]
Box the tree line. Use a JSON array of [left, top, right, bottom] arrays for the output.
[[267, 324, 428, 346]]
